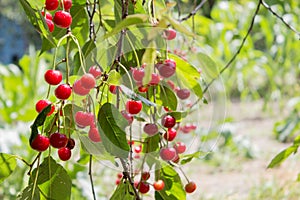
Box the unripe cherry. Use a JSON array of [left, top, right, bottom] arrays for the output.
[[73, 80, 90, 96], [75, 111, 94, 127], [80, 73, 96, 89]]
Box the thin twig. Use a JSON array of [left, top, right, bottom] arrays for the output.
[[179, 0, 208, 22], [89, 155, 97, 200], [261, 0, 300, 37]]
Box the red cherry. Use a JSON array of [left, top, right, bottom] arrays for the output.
[[164, 29, 177, 40], [72, 80, 90, 96], [41, 11, 53, 20], [174, 142, 186, 154], [141, 172, 150, 181], [153, 180, 165, 191], [35, 99, 55, 116], [80, 73, 96, 90], [49, 133, 68, 148], [137, 182, 150, 194], [134, 145, 142, 153], [58, 147, 72, 161], [176, 89, 190, 100], [159, 147, 176, 161], [44, 69, 62, 85], [45, 0, 59, 11], [172, 153, 180, 163], [126, 100, 142, 115], [166, 80, 176, 90], [88, 66, 102, 79], [53, 10, 72, 29], [161, 115, 176, 128], [121, 110, 133, 124], [75, 111, 94, 127], [30, 134, 50, 152], [185, 181, 197, 193], [138, 85, 148, 93], [131, 68, 145, 82], [60, 0, 72, 10], [117, 172, 123, 179], [88, 127, 101, 142], [45, 19, 54, 32], [109, 85, 118, 94], [66, 138, 75, 149], [163, 128, 177, 141], [149, 73, 160, 85], [156, 59, 176, 78], [143, 123, 158, 136], [55, 84, 72, 100], [115, 179, 121, 185]]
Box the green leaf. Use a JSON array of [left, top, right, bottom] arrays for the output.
[[159, 85, 177, 111], [267, 145, 298, 168], [142, 41, 157, 85], [164, 16, 195, 37], [158, 165, 186, 200], [110, 180, 136, 200], [104, 14, 149, 39], [98, 103, 130, 158], [120, 85, 156, 107], [168, 111, 188, 122], [30, 156, 72, 200], [30, 104, 52, 144], [197, 52, 219, 80], [180, 151, 206, 165], [169, 54, 203, 98], [107, 70, 122, 85], [0, 153, 17, 183], [142, 134, 160, 153], [17, 183, 40, 200]]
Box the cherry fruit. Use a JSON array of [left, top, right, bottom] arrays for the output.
[[176, 88, 190, 100], [80, 73, 96, 90], [131, 68, 145, 82], [45, 19, 55, 32], [141, 172, 150, 181], [30, 134, 50, 152], [153, 180, 165, 191], [185, 181, 197, 193], [163, 128, 177, 141], [49, 132, 68, 148], [35, 99, 55, 115], [149, 73, 160, 85], [134, 145, 142, 153], [61, 0, 72, 10], [164, 29, 177, 40], [55, 84, 72, 100], [53, 10, 72, 29], [73, 80, 90, 96], [58, 147, 72, 161], [121, 110, 134, 125], [44, 69, 62, 85], [160, 147, 176, 161], [126, 100, 142, 115], [45, 0, 59, 11], [88, 127, 101, 142], [137, 182, 150, 194], [41, 11, 53, 20], [161, 115, 176, 128], [75, 111, 94, 127], [174, 142, 186, 154], [66, 138, 75, 149], [143, 123, 158, 136], [156, 59, 176, 78], [109, 85, 118, 94], [88, 66, 102, 79]]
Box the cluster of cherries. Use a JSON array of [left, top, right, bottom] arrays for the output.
[[42, 0, 73, 32]]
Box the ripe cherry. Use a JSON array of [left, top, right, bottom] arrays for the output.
[[73, 80, 90, 96], [30, 134, 50, 152], [115, 179, 121, 185], [159, 147, 176, 161], [137, 182, 150, 194], [75, 111, 94, 127], [161, 115, 176, 128], [138, 85, 148, 93], [156, 59, 176, 78], [143, 123, 158, 136], [164, 29, 177, 40], [45, 19, 54, 32], [134, 145, 142, 153], [60, 0, 72, 10], [88, 66, 102, 79], [126, 100, 142, 115], [109, 85, 118, 94], [174, 142, 186, 154], [88, 127, 101, 142], [44, 69, 62, 85], [53, 10, 72, 29], [163, 128, 177, 141], [41, 11, 53, 20], [149, 73, 160, 85], [58, 147, 72, 161], [117, 172, 123, 179], [55, 84, 72, 100], [153, 180, 165, 191], [141, 172, 150, 181], [80, 73, 96, 90], [66, 138, 75, 149], [45, 0, 59, 11], [121, 110, 133, 125], [131, 68, 145, 82], [49, 132, 68, 148], [35, 99, 55, 116], [185, 181, 197, 193], [176, 88, 190, 100]]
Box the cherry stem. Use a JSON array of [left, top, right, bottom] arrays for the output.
[[178, 166, 190, 183], [27, 152, 42, 176], [89, 155, 97, 200]]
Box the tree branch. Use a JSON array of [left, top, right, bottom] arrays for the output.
[[179, 0, 208, 22]]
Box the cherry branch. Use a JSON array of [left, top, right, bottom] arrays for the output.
[[88, 155, 97, 200], [261, 0, 300, 37], [178, 0, 208, 22]]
